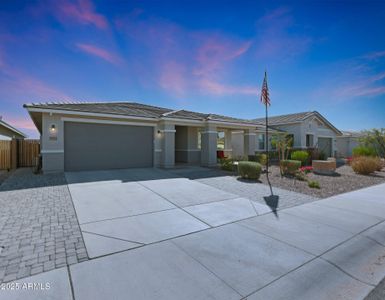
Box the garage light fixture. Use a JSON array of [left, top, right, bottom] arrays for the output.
[[50, 124, 56, 133]]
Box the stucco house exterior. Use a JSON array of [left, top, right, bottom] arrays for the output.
[[232, 111, 342, 157], [24, 102, 264, 173], [0, 117, 27, 140], [336, 130, 363, 158]]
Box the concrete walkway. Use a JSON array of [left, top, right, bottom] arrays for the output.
[[1, 179, 384, 299]]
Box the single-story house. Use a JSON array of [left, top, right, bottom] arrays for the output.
[[232, 111, 342, 157], [24, 102, 266, 173], [336, 130, 363, 158], [0, 117, 27, 140]]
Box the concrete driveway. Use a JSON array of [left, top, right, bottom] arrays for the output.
[[65, 168, 270, 258], [2, 169, 385, 300]]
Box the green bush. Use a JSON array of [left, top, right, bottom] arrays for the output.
[[308, 180, 320, 189], [219, 158, 235, 171], [280, 160, 301, 175], [351, 156, 378, 174], [352, 146, 377, 157], [250, 153, 267, 166], [238, 161, 262, 180], [291, 150, 309, 166]]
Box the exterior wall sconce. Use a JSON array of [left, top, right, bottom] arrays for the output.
[[49, 124, 58, 140], [50, 124, 56, 133], [157, 130, 161, 135]]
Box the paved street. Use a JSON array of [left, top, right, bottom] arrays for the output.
[[0, 167, 384, 300]]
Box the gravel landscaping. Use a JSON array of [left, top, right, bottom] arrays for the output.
[[257, 164, 385, 198]]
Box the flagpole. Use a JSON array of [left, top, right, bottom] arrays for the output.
[[265, 96, 269, 175]]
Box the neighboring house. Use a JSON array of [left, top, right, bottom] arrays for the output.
[[336, 130, 363, 158], [252, 111, 342, 157], [24, 102, 264, 173], [0, 117, 27, 140]]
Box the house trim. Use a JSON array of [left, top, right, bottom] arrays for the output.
[[26, 107, 158, 122], [61, 117, 157, 127]]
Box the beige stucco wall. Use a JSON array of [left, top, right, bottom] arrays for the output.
[[303, 118, 337, 155], [336, 136, 359, 157], [175, 126, 201, 164]]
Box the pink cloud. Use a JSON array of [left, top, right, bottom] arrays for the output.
[[55, 0, 108, 29], [116, 16, 254, 97], [76, 43, 122, 65], [335, 71, 385, 98], [3, 116, 36, 131], [158, 61, 188, 96], [0, 56, 72, 102], [198, 79, 258, 96], [193, 37, 252, 76]]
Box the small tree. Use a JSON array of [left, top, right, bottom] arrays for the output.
[[271, 133, 293, 175], [359, 128, 385, 158]]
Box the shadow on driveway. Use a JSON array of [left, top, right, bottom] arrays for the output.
[[0, 166, 235, 192]]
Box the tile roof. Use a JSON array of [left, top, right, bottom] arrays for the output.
[[254, 111, 314, 125], [340, 130, 365, 137], [24, 102, 259, 126], [253, 111, 342, 135]]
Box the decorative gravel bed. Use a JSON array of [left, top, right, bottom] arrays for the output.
[[258, 164, 385, 198]]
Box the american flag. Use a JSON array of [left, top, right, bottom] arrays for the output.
[[260, 71, 270, 106]]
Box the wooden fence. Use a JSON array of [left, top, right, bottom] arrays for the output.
[[0, 139, 40, 170], [0, 140, 11, 170], [18, 140, 40, 167]]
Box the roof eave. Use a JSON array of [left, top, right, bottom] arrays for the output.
[[0, 120, 28, 138]]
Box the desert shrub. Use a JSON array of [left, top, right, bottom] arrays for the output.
[[291, 150, 309, 166], [374, 157, 383, 171], [295, 170, 307, 181], [352, 146, 376, 157], [219, 158, 235, 172], [250, 153, 268, 166], [280, 160, 301, 176], [351, 156, 378, 175], [308, 180, 320, 189], [359, 128, 385, 158], [257, 153, 268, 166], [238, 161, 262, 180]]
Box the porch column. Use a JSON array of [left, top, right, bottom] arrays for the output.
[[224, 129, 232, 158], [160, 123, 175, 168], [244, 129, 256, 157], [201, 124, 217, 167]]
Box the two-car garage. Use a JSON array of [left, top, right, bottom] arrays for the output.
[[64, 122, 154, 171]]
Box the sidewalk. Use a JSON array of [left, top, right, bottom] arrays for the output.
[[1, 183, 384, 300]]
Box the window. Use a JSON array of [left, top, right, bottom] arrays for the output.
[[258, 134, 265, 150], [306, 134, 314, 147], [217, 132, 224, 150]]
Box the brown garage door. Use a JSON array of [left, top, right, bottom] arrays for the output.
[[64, 122, 153, 171]]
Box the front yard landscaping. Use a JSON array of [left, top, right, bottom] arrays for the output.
[[257, 164, 385, 198]]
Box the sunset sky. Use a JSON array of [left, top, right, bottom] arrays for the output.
[[1, 0, 384, 138]]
